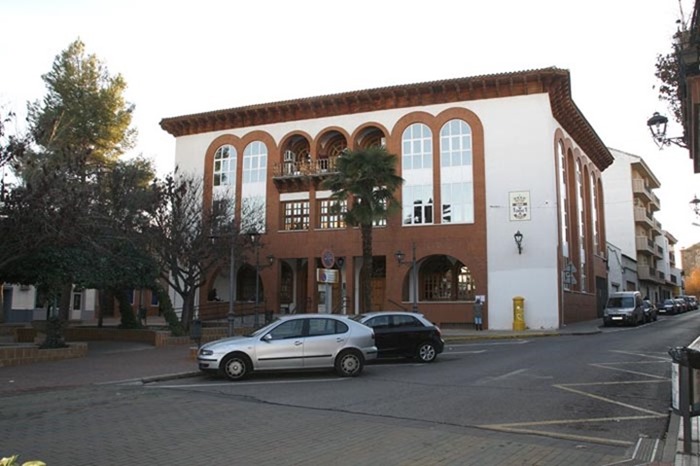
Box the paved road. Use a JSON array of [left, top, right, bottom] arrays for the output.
[[2, 315, 696, 465]]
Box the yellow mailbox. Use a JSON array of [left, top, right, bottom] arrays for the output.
[[513, 296, 525, 331]]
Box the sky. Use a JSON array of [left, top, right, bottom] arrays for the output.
[[2, 0, 700, 251]]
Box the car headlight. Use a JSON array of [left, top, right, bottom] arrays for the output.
[[199, 349, 214, 356]]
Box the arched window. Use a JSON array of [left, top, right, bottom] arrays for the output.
[[576, 159, 586, 292], [589, 173, 599, 255], [214, 144, 236, 187], [243, 141, 267, 184], [402, 123, 433, 225], [557, 141, 569, 261], [418, 256, 475, 302], [242, 141, 268, 231], [439, 119, 474, 223]]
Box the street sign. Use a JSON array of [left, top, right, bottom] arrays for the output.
[[317, 268, 338, 284], [321, 250, 335, 268]]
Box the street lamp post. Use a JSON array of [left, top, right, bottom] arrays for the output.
[[395, 242, 418, 312], [248, 231, 262, 327], [210, 233, 237, 337], [228, 240, 236, 337], [248, 230, 275, 328]]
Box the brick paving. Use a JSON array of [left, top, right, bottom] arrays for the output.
[[2, 383, 631, 466]]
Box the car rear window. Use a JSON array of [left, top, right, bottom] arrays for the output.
[[393, 315, 422, 327], [307, 318, 348, 336]]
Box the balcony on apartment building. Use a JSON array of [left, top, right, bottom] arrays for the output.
[[633, 206, 657, 230], [636, 236, 662, 258], [632, 179, 661, 211], [638, 264, 664, 283]]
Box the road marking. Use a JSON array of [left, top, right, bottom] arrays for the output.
[[475, 368, 529, 385], [610, 350, 670, 361], [150, 377, 348, 389], [448, 340, 530, 347], [479, 349, 670, 447], [478, 424, 635, 447], [591, 363, 669, 380], [445, 350, 487, 355], [554, 384, 667, 416], [563, 379, 668, 387]]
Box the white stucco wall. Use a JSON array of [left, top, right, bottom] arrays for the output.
[[606, 242, 624, 294], [171, 93, 579, 330], [478, 95, 561, 329], [602, 149, 636, 258]]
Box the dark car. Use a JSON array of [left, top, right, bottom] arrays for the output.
[[660, 298, 678, 315], [352, 311, 444, 362], [674, 298, 688, 313]]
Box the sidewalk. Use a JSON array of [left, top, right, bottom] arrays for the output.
[[0, 316, 692, 465]]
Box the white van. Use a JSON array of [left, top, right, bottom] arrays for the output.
[[603, 291, 645, 327]]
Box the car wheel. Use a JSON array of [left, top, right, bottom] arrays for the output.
[[335, 350, 363, 377], [416, 342, 437, 363], [221, 353, 251, 381]]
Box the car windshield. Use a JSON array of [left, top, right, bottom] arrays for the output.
[[664, 299, 674, 305], [608, 297, 634, 308]]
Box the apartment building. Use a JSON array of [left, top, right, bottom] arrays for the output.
[[602, 149, 682, 303]]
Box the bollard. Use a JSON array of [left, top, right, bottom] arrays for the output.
[[190, 319, 202, 348], [512, 296, 525, 331]]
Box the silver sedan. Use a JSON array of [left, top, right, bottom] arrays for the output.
[[198, 314, 377, 381]]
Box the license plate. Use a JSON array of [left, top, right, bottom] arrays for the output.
[[612, 316, 623, 320]]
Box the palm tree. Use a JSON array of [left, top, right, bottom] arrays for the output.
[[322, 146, 403, 312]]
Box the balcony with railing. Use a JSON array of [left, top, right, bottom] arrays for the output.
[[632, 179, 661, 210], [633, 207, 655, 230], [638, 265, 663, 283], [272, 158, 339, 188], [635, 236, 658, 256]]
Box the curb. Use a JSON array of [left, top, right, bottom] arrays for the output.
[[142, 371, 201, 383], [442, 329, 601, 343], [661, 411, 679, 463], [98, 371, 201, 386]]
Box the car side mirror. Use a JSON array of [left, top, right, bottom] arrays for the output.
[[262, 334, 273, 342]]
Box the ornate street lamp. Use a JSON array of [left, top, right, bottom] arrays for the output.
[[691, 195, 700, 217], [646, 112, 686, 149]]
